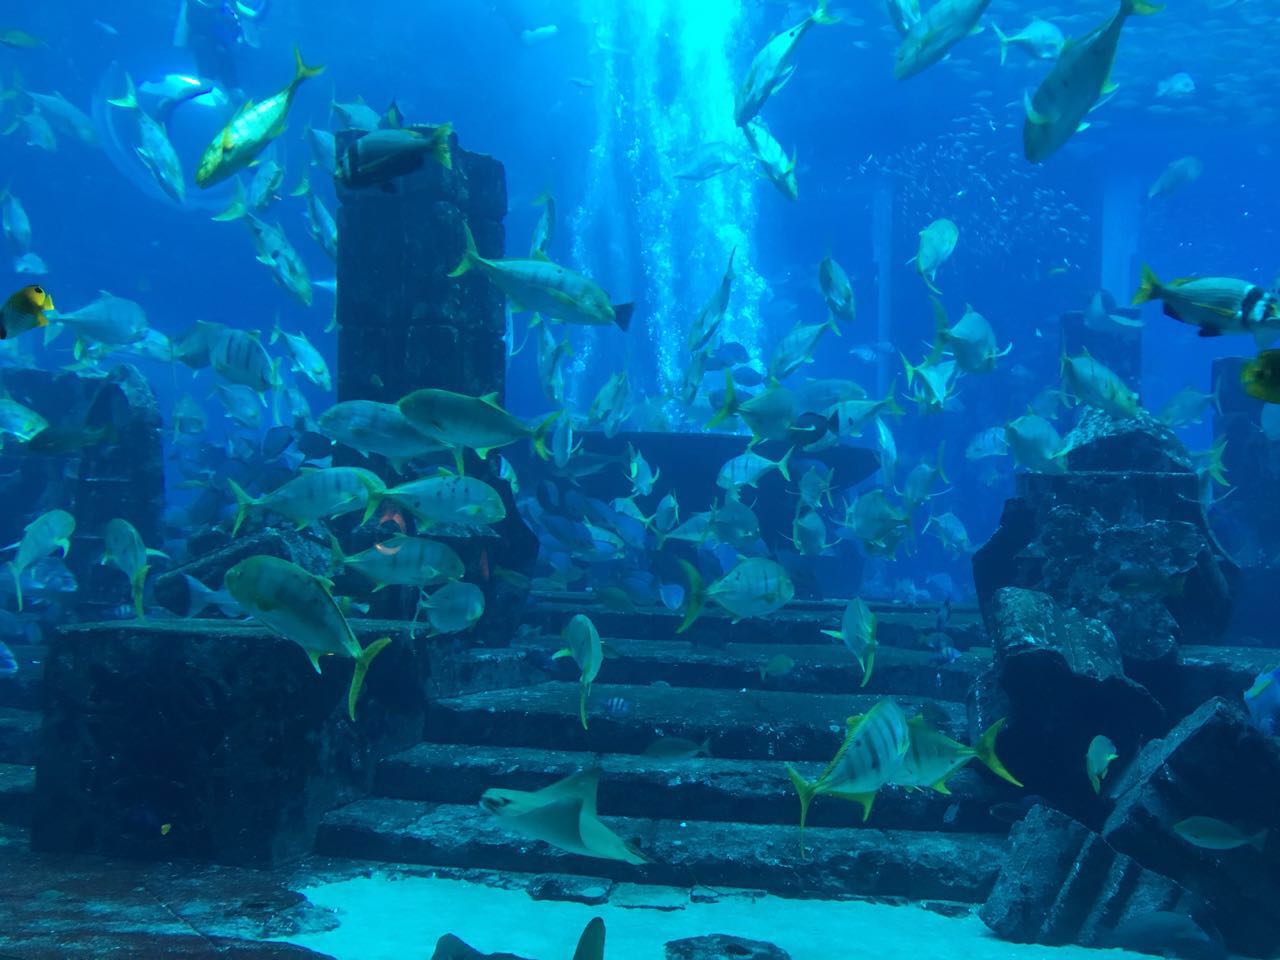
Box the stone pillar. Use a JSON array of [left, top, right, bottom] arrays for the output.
[[334, 126, 508, 404]]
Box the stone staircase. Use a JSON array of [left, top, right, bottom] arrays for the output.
[[0, 642, 43, 835], [316, 598, 1020, 904]]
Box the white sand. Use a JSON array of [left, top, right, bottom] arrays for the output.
[[281, 871, 1149, 960]]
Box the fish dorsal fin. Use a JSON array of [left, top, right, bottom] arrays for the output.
[[480, 392, 499, 405], [572, 918, 606, 960]]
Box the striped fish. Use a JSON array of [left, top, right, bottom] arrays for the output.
[[366, 474, 506, 530], [554, 614, 605, 730], [336, 534, 463, 591], [211, 328, 278, 394], [891, 717, 1022, 793], [399, 387, 555, 461], [678, 557, 795, 633], [101, 518, 165, 619], [228, 467, 385, 535], [786, 698, 910, 834], [8, 509, 74, 611]]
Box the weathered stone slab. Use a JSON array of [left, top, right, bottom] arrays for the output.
[[426, 682, 969, 760], [0, 707, 39, 765], [980, 805, 1209, 949], [316, 796, 1004, 902], [1103, 698, 1280, 957], [34, 619, 429, 866]]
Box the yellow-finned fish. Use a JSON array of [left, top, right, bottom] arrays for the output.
[[101, 518, 166, 620], [196, 49, 325, 188], [1, 284, 53, 340], [223, 555, 391, 721], [1023, 0, 1161, 164]]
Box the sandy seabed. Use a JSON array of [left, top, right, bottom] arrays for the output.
[[279, 872, 1151, 960]]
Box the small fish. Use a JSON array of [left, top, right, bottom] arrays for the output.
[[1086, 734, 1117, 793], [554, 614, 605, 729], [602, 696, 633, 718], [643, 735, 711, 759], [822, 597, 877, 687], [759, 653, 796, 680], [1244, 665, 1280, 736], [1173, 816, 1267, 851]]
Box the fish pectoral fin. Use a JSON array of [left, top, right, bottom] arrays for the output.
[[305, 649, 323, 673], [1022, 90, 1055, 126]]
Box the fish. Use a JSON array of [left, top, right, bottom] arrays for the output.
[[335, 534, 463, 591], [742, 119, 797, 201], [0, 284, 53, 340], [602, 696, 632, 718], [589, 373, 631, 439], [1148, 155, 1203, 200], [821, 597, 877, 687], [643, 735, 711, 759], [101, 518, 165, 620], [1244, 666, 1280, 736], [991, 18, 1064, 63], [22, 90, 96, 144], [553, 614, 605, 729], [925, 512, 971, 554], [894, 0, 992, 80], [910, 219, 958, 294], [270, 323, 331, 391], [529, 190, 555, 258], [1133, 265, 1280, 343], [337, 125, 453, 189], [370, 474, 506, 530], [480, 768, 646, 864], [304, 189, 338, 261], [1061, 350, 1140, 418], [965, 426, 1008, 460], [1022, 0, 1162, 164], [245, 215, 313, 306], [1, 190, 31, 253], [196, 49, 325, 187], [224, 555, 391, 721], [107, 73, 187, 204], [818, 255, 856, 325], [1086, 734, 1118, 793], [770, 317, 839, 382], [678, 557, 794, 632], [419, 581, 485, 635], [1172, 816, 1267, 851], [716, 448, 792, 491], [6, 509, 74, 611], [674, 141, 741, 182], [1005, 414, 1068, 472], [0, 640, 16, 677], [210, 327, 279, 394], [1241, 352, 1280, 404], [55, 291, 149, 355], [450, 223, 633, 330], [892, 717, 1022, 793], [932, 301, 1010, 374], [786, 699, 910, 830], [317, 399, 448, 467], [759, 653, 796, 680], [228, 468, 385, 535], [1105, 912, 1226, 960], [0, 398, 47, 443], [0, 29, 45, 49], [688, 249, 736, 352], [733, 0, 837, 127], [399, 387, 554, 461], [883, 0, 922, 36]]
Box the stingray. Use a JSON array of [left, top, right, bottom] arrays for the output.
[[479, 769, 646, 865]]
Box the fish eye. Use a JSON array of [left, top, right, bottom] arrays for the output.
[[31, 286, 42, 295]]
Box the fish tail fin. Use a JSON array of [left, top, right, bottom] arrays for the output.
[[991, 23, 1009, 65], [612, 302, 635, 331], [578, 682, 590, 730], [227, 478, 258, 536], [107, 71, 138, 109], [1132, 264, 1161, 306], [532, 411, 558, 460], [706, 370, 737, 428], [901, 352, 918, 388], [430, 122, 453, 170], [812, 0, 840, 26], [926, 297, 949, 364], [859, 646, 875, 688], [292, 48, 326, 89], [10, 562, 21, 612], [675, 559, 706, 634], [448, 222, 480, 278], [326, 533, 346, 577], [777, 446, 793, 482], [361, 485, 385, 524], [132, 565, 149, 619], [935, 440, 950, 484], [975, 717, 1024, 787], [211, 178, 247, 222], [1123, 0, 1163, 15], [348, 636, 392, 721], [1250, 829, 1268, 852], [785, 763, 818, 855]]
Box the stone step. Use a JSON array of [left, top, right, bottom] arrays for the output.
[[0, 708, 39, 766], [0, 763, 33, 826], [316, 796, 1004, 902], [375, 743, 1014, 834], [0, 644, 46, 711], [517, 637, 989, 701], [425, 682, 969, 761], [523, 595, 983, 648]]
